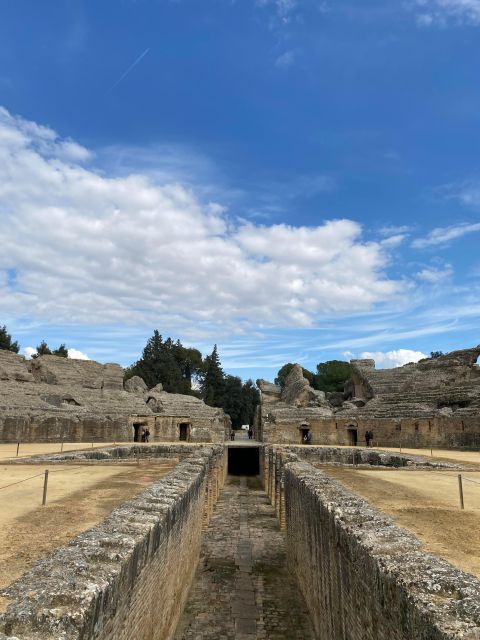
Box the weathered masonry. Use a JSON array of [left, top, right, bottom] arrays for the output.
[[0, 352, 230, 443], [263, 446, 480, 640], [255, 346, 480, 449], [1, 444, 480, 640], [0, 445, 227, 640]]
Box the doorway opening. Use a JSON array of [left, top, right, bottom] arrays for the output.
[[132, 423, 142, 442], [347, 427, 358, 446], [301, 427, 310, 443], [228, 447, 260, 475], [179, 422, 190, 442]]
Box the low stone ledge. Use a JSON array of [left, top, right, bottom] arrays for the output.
[[280, 445, 463, 469], [8, 443, 217, 465], [285, 459, 480, 639], [0, 446, 222, 640]]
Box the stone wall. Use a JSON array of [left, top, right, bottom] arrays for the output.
[[262, 446, 480, 640], [256, 348, 480, 449], [0, 445, 226, 640], [0, 353, 230, 444]]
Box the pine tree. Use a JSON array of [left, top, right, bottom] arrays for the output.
[[33, 340, 52, 358], [127, 330, 184, 392], [240, 379, 260, 426], [221, 375, 244, 428], [314, 360, 352, 392], [53, 344, 68, 358], [201, 345, 225, 407], [0, 325, 20, 353]]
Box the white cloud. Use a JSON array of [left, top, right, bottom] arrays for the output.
[[257, 0, 298, 22], [413, 0, 480, 25], [411, 223, 480, 248], [443, 179, 480, 208], [275, 50, 296, 68], [416, 264, 453, 282], [379, 224, 413, 237], [380, 234, 407, 248], [68, 348, 90, 360], [23, 346, 89, 360], [360, 349, 428, 368], [0, 106, 403, 338]]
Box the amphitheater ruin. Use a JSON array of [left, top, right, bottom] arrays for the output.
[[0, 347, 480, 639]]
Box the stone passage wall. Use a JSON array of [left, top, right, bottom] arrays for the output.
[[261, 445, 447, 531], [282, 458, 480, 640], [0, 445, 226, 640]]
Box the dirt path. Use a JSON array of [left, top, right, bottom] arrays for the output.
[[0, 461, 176, 589], [324, 466, 480, 578]]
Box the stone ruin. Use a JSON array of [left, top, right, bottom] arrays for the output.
[[0, 350, 230, 443], [1, 348, 480, 639], [255, 346, 480, 448]]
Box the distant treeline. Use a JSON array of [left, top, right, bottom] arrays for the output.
[[125, 330, 259, 429]]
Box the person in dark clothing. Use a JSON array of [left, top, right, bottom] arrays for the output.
[[248, 428, 253, 440], [145, 428, 150, 443]]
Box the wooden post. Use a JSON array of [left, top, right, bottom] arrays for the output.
[[42, 470, 49, 506], [16, 442, 20, 457], [458, 474, 465, 510]]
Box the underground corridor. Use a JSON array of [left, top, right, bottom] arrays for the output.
[[174, 473, 314, 640], [227, 446, 260, 476]]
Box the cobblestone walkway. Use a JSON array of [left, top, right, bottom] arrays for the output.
[[175, 477, 314, 640]]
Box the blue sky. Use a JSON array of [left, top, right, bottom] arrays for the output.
[[1, 0, 480, 381]]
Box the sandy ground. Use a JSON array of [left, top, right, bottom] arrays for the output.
[[323, 466, 480, 578], [374, 446, 480, 466], [0, 460, 176, 590], [0, 442, 125, 460]]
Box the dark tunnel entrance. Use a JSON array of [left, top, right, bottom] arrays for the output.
[[228, 447, 260, 475]]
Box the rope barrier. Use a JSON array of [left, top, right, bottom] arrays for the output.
[[0, 472, 45, 491], [0, 464, 106, 491], [0, 457, 173, 492], [462, 476, 480, 486]]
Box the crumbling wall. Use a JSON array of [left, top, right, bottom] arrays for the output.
[[0, 354, 229, 444], [0, 445, 226, 640], [30, 355, 124, 390], [256, 349, 480, 449], [283, 458, 480, 640]]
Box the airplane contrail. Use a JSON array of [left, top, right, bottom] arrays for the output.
[[109, 47, 150, 91]]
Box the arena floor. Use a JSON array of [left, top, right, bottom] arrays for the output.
[[0, 460, 176, 591], [375, 446, 480, 466], [0, 442, 121, 460], [323, 465, 480, 578]]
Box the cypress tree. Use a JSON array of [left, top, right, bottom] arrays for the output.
[[202, 345, 225, 407]]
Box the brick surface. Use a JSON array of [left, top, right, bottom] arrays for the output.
[[175, 477, 314, 640]]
